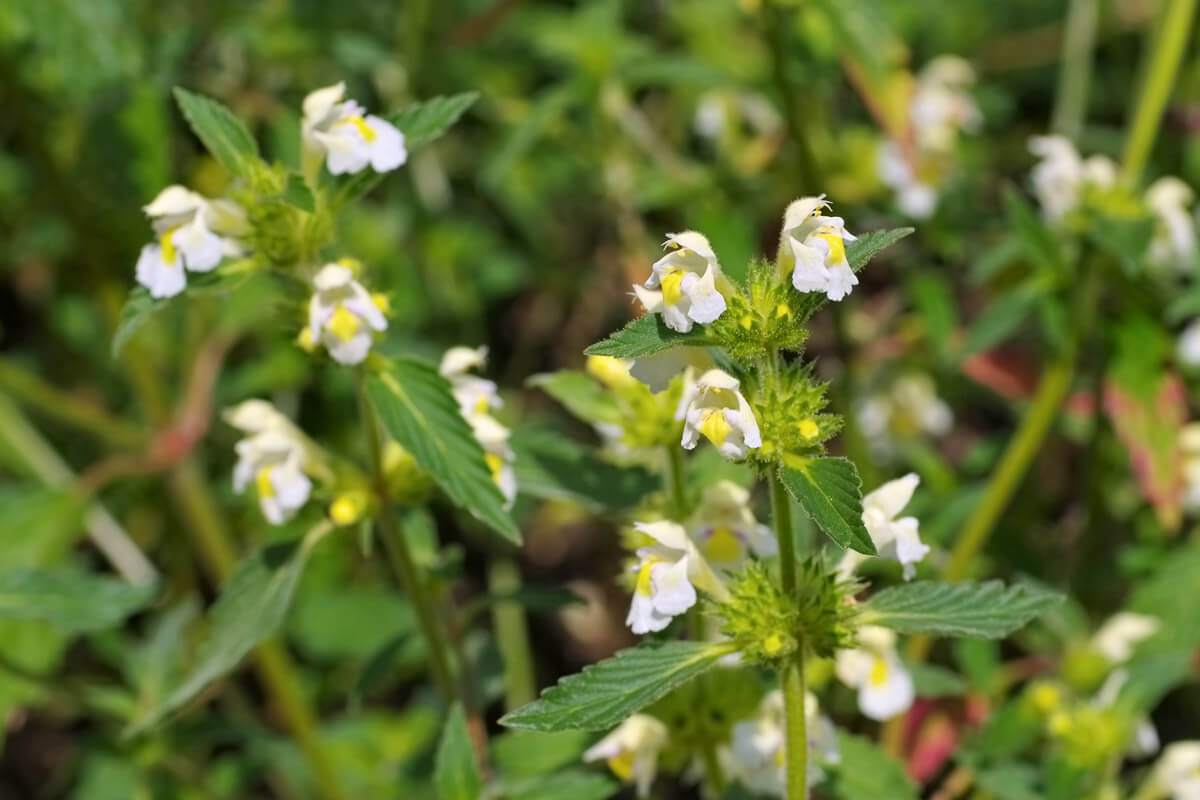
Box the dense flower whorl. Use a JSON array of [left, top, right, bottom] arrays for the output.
[[307, 262, 388, 365], [583, 714, 668, 798], [633, 231, 728, 333], [835, 625, 915, 721], [626, 520, 727, 635], [781, 196, 859, 301], [677, 369, 761, 460], [135, 185, 246, 299], [302, 81, 407, 176]]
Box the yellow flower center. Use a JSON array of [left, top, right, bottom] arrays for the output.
[[635, 556, 661, 597], [660, 270, 685, 306], [474, 395, 491, 415], [255, 467, 275, 498], [703, 526, 742, 564], [797, 418, 820, 441], [775, 303, 791, 318], [484, 452, 505, 484], [337, 116, 378, 143], [816, 230, 846, 264], [869, 656, 889, 687], [326, 306, 361, 342], [698, 409, 733, 446], [160, 226, 182, 265], [607, 750, 635, 781]]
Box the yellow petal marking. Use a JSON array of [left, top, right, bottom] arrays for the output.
[[256, 468, 275, 498], [816, 230, 846, 264], [160, 226, 181, 265], [703, 526, 743, 564], [485, 452, 505, 484], [699, 409, 733, 447], [660, 270, 685, 307], [635, 556, 660, 597], [336, 115, 378, 143], [326, 306, 361, 342], [869, 656, 889, 687], [607, 750, 635, 781]]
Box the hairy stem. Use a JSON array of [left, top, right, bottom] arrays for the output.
[[1120, 0, 1199, 182], [167, 461, 347, 800], [782, 651, 808, 799], [1050, 0, 1099, 141], [355, 370, 459, 702], [664, 445, 689, 519], [488, 557, 537, 710], [771, 466, 797, 594]]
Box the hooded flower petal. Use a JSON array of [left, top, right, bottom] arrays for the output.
[[634, 231, 728, 332], [302, 83, 407, 176], [307, 262, 388, 365], [835, 625, 915, 721], [583, 715, 668, 798], [625, 520, 727, 634], [677, 369, 761, 460], [780, 196, 859, 301]]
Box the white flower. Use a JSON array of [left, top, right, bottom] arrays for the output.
[[687, 480, 776, 570], [1028, 135, 1117, 222], [780, 196, 859, 301], [728, 690, 839, 795], [307, 263, 388, 365], [1182, 424, 1200, 513], [877, 141, 939, 220], [626, 520, 728, 634], [233, 429, 312, 525], [439, 345, 501, 417], [135, 186, 245, 299], [302, 81, 407, 176], [1146, 177, 1197, 272], [223, 398, 296, 435], [1092, 612, 1159, 663], [1151, 741, 1200, 800], [583, 714, 669, 797], [849, 473, 930, 580], [910, 56, 981, 153], [858, 373, 952, 459], [470, 412, 517, 509], [835, 625, 915, 721], [633, 231, 728, 333], [1178, 320, 1200, 367], [677, 369, 761, 460]]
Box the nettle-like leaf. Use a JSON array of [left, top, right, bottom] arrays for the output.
[[584, 314, 713, 359], [435, 704, 483, 800], [1104, 372, 1185, 533], [846, 227, 915, 272], [367, 358, 521, 544], [128, 527, 326, 734], [172, 88, 260, 180], [830, 732, 919, 800], [0, 569, 157, 634], [334, 92, 478, 205], [499, 640, 734, 731], [859, 580, 1063, 638], [779, 457, 876, 554]]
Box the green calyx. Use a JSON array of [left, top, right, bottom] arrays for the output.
[[708, 259, 811, 363], [746, 362, 839, 467]]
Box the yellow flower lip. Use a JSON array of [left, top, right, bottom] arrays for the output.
[[660, 270, 685, 306], [326, 306, 361, 342], [161, 226, 181, 265], [255, 467, 275, 498], [699, 408, 733, 446], [337, 115, 378, 143]]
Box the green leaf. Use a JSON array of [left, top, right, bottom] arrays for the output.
[[829, 731, 918, 800], [280, 172, 315, 212], [499, 640, 733, 731], [909, 663, 967, 697], [128, 528, 325, 734], [367, 358, 521, 544], [505, 772, 619, 800], [510, 426, 660, 513], [1004, 186, 1064, 275], [111, 270, 261, 358], [584, 314, 712, 359], [974, 764, 1042, 800], [0, 569, 156, 634], [846, 227, 914, 271], [334, 92, 478, 205], [492, 730, 595, 780], [435, 704, 482, 800], [111, 287, 159, 359], [172, 87, 260, 179], [959, 283, 1044, 358], [778, 458, 875, 554], [859, 580, 1063, 638], [528, 372, 621, 425]]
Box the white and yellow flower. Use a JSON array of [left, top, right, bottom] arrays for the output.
[[1146, 177, 1197, 272], [780, 196, 859, 301], [1149, 741, 1200, 800], [840, 473, 929, 580], [1182, 424, 1200, 513], [626, 520, 728, 635], [440, 345, 501, 417], [877, 141, 939, 220], [469, 412, 517, 509], [835, 625, 915, 721], [135, 185, 246, 299], [223, 398, 297, 436], [1092, 612, 1159, 664], [1028, 135, 1117, 222], [910, 56, 981, 154], [232, 429, 312, 525], [677, 369, 761, 460], [583, 714, 669, 798], [858, 373, 952, 458], [729, 690, 839, 795], [302, 81, 407, 176], [633, 231, 728, 333], [687, 480, 776, 570], [307, 262, 388, 365]]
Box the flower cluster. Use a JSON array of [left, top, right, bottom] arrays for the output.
[[135, 186, 248, 299], [303, 261, 389, 365], [224, 400, 317, 525], [440, 346, 517, 507]]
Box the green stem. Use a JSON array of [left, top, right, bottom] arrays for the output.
[[699, 730, 727, 795], [664, 445, 688, 519], [1120, 0, 1199, 182], [488, 557, 536, 710], [167, 461, 347, 800], [782, 650, 808, 800], [1050, 0, 1100, 141], [0, 358, 145, 448], [355, 371, 458, 702], [771, 467, 796, 594], [765, 5, 820, 192]]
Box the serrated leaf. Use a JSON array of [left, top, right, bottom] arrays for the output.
[[846, 227, 914, 271], [829, 731, 918, 800], [778, 458, 875, 554], [859, 580, 1063, 638], [333, 92, 478, 205], [510, 426, 660, 513], [0, 569, 157, 634], [585, 314, 713, 360], [367, 358, 521, 544], [435, 704, 482, 800], [127, 528, 325, 734], [529, 372, 622, 425], [499, 641, 733, 731], [172, 87, 259, 179]]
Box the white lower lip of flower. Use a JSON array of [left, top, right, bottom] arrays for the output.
[[308, 271, 388, 365], [309, 111, 407, 175], [135, 245, 187, 298], [861, 474, 929, 578], [233, 435, 312, 526], [677, 371, 761, 460], [583, 715, 666, 798]]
